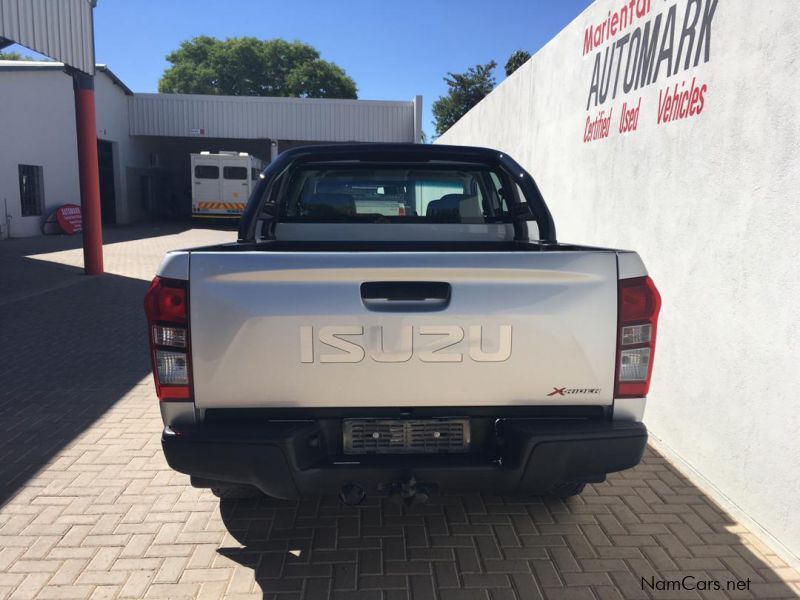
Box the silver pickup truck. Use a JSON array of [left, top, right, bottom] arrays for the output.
[[145, 144, 661, 504]]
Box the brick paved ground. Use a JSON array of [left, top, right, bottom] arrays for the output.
[[0, 225, 798, 600]]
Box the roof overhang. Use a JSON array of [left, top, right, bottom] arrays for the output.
[[0, 60, 133, 95], [0, 0, 95, 75]]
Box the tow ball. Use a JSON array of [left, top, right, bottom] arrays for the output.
[[339, 483, 366, 506], [340, 477, 432, 507], [381, 476, 430, 507]]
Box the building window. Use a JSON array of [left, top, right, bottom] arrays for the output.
[[223, 166, 248, 180], [18, 165, 45, 217], [194, 165, 219, 179]]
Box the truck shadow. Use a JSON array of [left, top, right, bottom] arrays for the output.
[[216, 458, 799, 599], [0, 255, 153, 505]]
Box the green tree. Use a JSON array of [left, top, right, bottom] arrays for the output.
[[432, 61, 497, 137], [158, 37, 357, 99], [0, 51, 34, 60], [504, 49, 531, 76]]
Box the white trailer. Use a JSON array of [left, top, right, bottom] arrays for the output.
[[191, 152, 264, 218]]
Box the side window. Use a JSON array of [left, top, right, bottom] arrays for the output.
[[251, 168, 260, 180], [194, 165, 219, 179], [18, 165, 44, 217], [223, 166, 248, 180]]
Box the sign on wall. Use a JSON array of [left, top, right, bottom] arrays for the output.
[[55, 204, 83, 234], [582, 0, 718, 142]]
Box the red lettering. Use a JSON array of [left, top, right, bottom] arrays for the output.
[[584, 109, 614, 142], [581, 0, 655, 54], [697, 84, 707, 112], [584, 26, 595, 55], [679, 91, 689, 118], [656, 78, 708, 125], [618, 97, 642, 134]]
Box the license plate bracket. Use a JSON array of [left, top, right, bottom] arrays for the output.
[[343, 418, 470, 454]]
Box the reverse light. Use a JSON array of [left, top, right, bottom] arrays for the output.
[[155, 350, 189, 385], [621, 324, 651, 345], [153, 325, 187, 348], [615, 276, 661, 398], [144, 277, 192, 401], [619, 347, 651, 381]]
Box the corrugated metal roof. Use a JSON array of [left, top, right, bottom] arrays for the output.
[[129, 93, 417, 142], [0, 0, 95, 75]]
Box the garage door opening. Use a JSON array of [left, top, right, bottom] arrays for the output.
[[97, 139, 116, 224]]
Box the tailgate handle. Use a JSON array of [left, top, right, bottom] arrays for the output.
[[360, 282, 451, 312]]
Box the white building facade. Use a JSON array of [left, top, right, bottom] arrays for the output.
[[0, 61, 422, 237], [437, 0, 800, 566]]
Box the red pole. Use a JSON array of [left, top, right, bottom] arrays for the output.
[[71, 70, 104, 275]]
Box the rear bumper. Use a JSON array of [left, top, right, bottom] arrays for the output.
[[162, 418, 647, 499]]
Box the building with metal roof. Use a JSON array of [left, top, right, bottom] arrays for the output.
[[0, 60, 422, 237]]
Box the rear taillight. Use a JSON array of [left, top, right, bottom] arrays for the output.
[[615, 276, 661, 398], [144, 276, 192, 401]]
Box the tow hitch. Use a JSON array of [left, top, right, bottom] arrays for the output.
[[339, 476, 433, 507], [381, 476, 431, 507], [339, 483, 366, 506]]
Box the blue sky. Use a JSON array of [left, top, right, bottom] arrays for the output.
[[7, 0, 592, 139]]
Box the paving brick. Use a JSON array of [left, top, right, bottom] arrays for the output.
[[333, 562, 356, 590], [0, 226, 797, 600], [439, 590, 490, 600], [407, 547, 454, 561], [357, 575, 407, 589], [502, 547, 548, 560], [531, 560, 562, 587], [356, 549, 381, 576], [434, 560, 461, 588], [36, 585, 95, 599], [456, 547, 482, 574], [409, 574, 437, 600], [462, 573, 512, 588]]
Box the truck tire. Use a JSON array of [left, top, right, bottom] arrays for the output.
[[211, 485, 263, 499], [548, 482, 586, 498]]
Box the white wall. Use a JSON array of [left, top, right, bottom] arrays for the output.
[[438, 0, 800, 561], [94, 72, 152, 225], [0, 69, 80, 237], [0, 66, 147, 236]]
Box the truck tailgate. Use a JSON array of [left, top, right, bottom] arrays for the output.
[[189, 251, 618, 409]]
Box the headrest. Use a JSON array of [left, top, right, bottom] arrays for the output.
[[303, 193, 356, 217], [426, 194, 481, 219], [426, 194, 462, 217]]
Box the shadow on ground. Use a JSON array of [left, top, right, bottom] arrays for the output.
[[0, 223, 190, 303], [0, 255, 152, 504], [216, 456, 798, 599], [1, 221, 195, 256]]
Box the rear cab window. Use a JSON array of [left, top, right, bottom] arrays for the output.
[[280, 165, 516, 224]]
